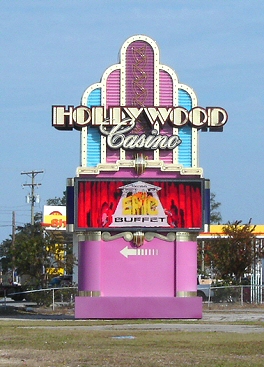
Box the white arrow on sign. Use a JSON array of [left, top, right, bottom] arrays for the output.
[[120, 246, 159, 258]]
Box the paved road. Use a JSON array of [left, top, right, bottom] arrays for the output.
[[203, 308, 264, 322], [64, 322, 264, 334], [19, 321, 264, 334]]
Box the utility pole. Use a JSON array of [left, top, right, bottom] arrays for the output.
[[21, 170, 44, 225], [12, 211, 16, 283]]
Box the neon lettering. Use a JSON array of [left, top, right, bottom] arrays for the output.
[[52, 106, 228, 131]]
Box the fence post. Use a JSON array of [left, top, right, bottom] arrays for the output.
[[241, 285, 243, 307], [4, 289, 6, 310], [52, 289, 55, 311], [208, 287, 211, 309]]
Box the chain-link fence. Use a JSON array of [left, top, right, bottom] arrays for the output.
[[203, 285, 264, 306], [3, 287, 78, 310], [2, 285, 264, 312]]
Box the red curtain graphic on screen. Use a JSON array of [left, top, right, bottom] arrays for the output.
[[77, 181, 202, 229]]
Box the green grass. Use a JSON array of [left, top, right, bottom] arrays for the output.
[[0, 319, 263, 366]]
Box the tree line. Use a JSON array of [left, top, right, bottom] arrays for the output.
[[0, 193, 74, 288], [200, 194, 263, 284]]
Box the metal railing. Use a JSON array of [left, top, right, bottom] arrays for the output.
[[1, 287, 78, 311], [1, 285, 263, 311], [204, 285, 263, 306]]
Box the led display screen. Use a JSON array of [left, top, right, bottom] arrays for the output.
[[75, 179, 204, 231]]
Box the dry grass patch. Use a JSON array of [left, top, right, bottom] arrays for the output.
[[0, 320, 263, 366]]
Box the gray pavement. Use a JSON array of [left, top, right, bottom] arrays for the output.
[[19, 321, 264, 334], [1, 300, 264, 333], [74, 322, 264, 334]]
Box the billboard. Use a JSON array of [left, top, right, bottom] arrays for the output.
[[42, 206, 66, 230], [76, 179, 204, 231]]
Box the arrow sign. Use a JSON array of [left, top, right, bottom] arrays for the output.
[[120, 246, 159, 258]]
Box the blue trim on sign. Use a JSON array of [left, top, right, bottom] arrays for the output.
[[178, 89, 192, 167], [87, 89, 101, 167], [87, 89, 101, 108]]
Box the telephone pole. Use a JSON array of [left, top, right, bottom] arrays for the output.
[[21, 170, 44, 225], [11, 211, 16, 283]]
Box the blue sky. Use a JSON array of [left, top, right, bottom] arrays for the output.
[[1, 0, 263, 241]]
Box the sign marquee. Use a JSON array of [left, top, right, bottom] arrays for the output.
[[76, 179, 205, 231], [52, 35, 228, 175]]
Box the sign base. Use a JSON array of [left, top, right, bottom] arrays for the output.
[[75, 296, 202, 319]]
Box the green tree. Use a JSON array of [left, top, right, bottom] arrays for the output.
[[9, 219, 68, 287], [200, 220, 263, 283], [46, 191, 66, 206], [197, 192, 222, 275], [0, 190, 75, 287], [210, 192, 222, 224], [0, 238, 12, 274]]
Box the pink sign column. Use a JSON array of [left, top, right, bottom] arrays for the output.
[[176, 233, 198, 297], [78, 233, 101, 297]]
